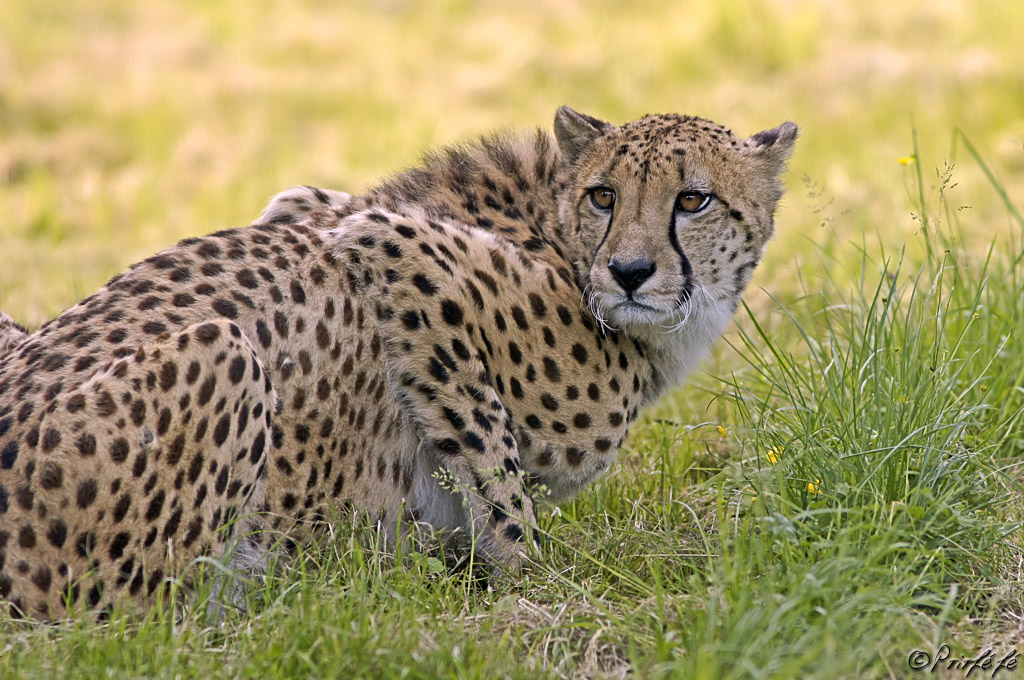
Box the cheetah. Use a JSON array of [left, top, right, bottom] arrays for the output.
[[0, 107, 797, 620]]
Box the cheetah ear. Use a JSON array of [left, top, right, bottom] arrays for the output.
[[554, 106, 612, 164], [746, 121, 799, 174]]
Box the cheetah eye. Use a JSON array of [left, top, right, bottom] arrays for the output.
[[676, 191, 711, 213], [588, 187, 616, 210]]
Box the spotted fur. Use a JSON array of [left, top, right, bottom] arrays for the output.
[[0, 312, 28, 357], [0, 107, 796, 619]]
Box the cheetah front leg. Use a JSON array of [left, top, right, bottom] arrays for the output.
[[334, 215, 539, 573], [396, 345, 538, 572]]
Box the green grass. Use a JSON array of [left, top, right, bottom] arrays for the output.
[[3, 1, 1024, 678]]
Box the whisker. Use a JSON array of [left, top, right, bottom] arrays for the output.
[[581, 283, 617, 335], [660, 285, 712, 334]]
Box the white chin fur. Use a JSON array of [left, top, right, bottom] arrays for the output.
[[596, 293, 684, 331], [605, 305, 673, 330], [598, 292, 735, 389]]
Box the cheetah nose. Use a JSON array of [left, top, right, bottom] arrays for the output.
[[607, 258, 657, 294]]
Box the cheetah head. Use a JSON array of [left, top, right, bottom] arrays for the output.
[[554, 106, 797, 336]]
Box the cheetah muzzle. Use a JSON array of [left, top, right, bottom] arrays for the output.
[[0, 107, 797, 620]]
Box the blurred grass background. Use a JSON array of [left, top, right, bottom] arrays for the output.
[[1, 0, 1022, 326]]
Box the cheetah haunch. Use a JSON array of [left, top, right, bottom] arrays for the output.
[[0, 107, 797, 619]]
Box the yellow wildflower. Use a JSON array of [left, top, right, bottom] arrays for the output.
[[806, 479, 823, 495], [765, 447, 781, 465], [898, 155, 916, 166], [716, 425, 728, 439]]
